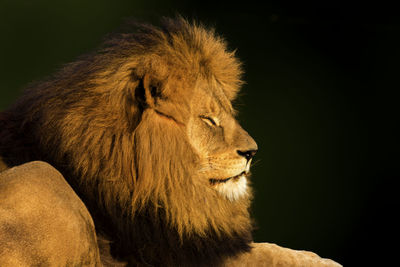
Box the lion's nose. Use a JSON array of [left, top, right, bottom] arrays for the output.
[[237, 149, 257, 161]]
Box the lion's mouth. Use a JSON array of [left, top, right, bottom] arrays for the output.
[[209, 171, 247, 185]]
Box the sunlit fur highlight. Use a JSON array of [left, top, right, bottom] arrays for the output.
[[0, 17, 253, 265], [214, 175, 249, 201]]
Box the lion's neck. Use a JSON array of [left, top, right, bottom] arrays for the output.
[[94, 204, 252, 267]]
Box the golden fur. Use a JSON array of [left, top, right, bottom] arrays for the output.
[[0, 17, 341, 266]]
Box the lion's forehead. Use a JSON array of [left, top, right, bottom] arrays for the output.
[[192, 84, 234, 116]]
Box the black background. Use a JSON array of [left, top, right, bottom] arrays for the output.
[[1, 1, 399, 265]]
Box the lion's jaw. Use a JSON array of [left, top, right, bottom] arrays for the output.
[[208, 158, 252, 201], [213, 173, 248, 201]]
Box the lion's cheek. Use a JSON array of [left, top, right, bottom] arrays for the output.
[[185, 121, 209, 154]]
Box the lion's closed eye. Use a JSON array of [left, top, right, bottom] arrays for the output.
[[200, 115, 219, 127]]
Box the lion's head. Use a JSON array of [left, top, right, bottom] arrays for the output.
[[1, 18, 258, 265]]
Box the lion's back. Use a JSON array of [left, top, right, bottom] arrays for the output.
[[0, 161, 101, 266]]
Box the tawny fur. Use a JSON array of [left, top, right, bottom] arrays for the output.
[[0, 17, 341, 266], [0, 161, 101, 266]]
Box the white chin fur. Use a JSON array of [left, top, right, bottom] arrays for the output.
[[215, 174, 248, 201]]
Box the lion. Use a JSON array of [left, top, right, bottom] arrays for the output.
[[0, 17, 341, 266]]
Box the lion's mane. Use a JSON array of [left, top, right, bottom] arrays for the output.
[[0, 18, 253, 266]]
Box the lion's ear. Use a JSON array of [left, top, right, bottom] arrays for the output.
[[135, 74, 161, 109]]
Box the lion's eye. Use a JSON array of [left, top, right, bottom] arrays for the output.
[[200, 116, 218, 127]]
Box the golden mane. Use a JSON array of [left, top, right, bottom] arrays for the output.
[[0, 17, 252, 265]]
